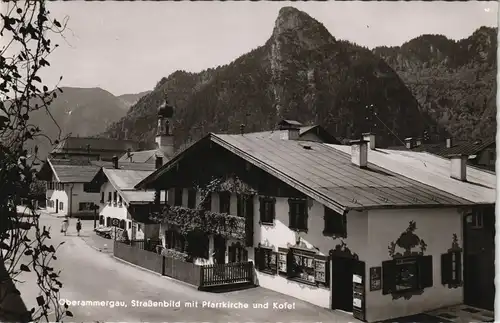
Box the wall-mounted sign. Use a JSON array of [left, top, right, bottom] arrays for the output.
[[369, 266, 382, 291]]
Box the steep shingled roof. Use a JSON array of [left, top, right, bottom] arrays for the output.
[[51, 137, 139, 154], [137, 133, 477, 214], [327, 144, 495, 204]]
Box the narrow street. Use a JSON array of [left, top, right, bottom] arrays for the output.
[[14, 212, 356, 322]]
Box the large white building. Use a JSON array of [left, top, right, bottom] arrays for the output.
[[135, 128, 495, 322]]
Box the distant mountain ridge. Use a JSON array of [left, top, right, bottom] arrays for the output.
[[372, 26, 497, 141], [26, 87, 150, 160], [117, 91, 152, 109], [103, 6, 441, 148]]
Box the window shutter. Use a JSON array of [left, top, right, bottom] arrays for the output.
[[286, 250, 294, 276], [302, 203, 308, 229], [454, 251, 462, 284], [382, 260, 396, 295], [341, 213, 347, 238], [271, 199, 276, 221], [259, 199, 264, 222], [288, 199, 295, 228], [441, 253, 452, 285], [270, 251, 278, 273], [418, 255, 433, 289], [254, 248, 262, 270]]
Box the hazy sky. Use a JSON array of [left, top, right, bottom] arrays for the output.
[[32, 1, 499, 95]]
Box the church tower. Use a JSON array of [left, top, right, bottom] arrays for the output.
[[156, 94, 174, 157]]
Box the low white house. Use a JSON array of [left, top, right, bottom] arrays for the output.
[[136, 131, 493, 322], [37, 158, 108, 218], [90, 156, 164, 241]]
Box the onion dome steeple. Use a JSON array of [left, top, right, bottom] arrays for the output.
[[157, 94, 174, 119]]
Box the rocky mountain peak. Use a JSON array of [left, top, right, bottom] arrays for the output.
[[271, 6, 335, 50]]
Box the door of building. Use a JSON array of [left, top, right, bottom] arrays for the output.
[[464, 206, 495, 311], [331, 255, 355, 312]]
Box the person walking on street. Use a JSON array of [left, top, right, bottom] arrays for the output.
[[76, 219, 82, 236], [61, 217, 69, 236]]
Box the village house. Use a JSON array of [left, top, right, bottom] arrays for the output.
[[50, 136, 140, 161], [89, 156, 164, 242], [37, 158, 108, 218], [391, 136, 496, 172], [135, 128, 493, 322], [87, 94, 177, 240], [330, 133, 496, 316]]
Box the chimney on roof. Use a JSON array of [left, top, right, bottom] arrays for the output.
[[278, 120, 302, 140], [155, 155, 163, 169], [240, 124, 245, 135], [350, 139, 368, 168], [449, 154, 468, 181], [112, 155, 118, 169], [405, 137, 413, 149], [362, 132, 376, 150], [446, 138, 453, 148]]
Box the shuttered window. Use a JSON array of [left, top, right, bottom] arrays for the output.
[[187, 189, 197, 209], [441, 251, 462, 285], [219, 192, 231, 214], [254, 247, 277, 275], [259, 197, 275, 224], [174, 188, 183, 206], [382, 255, 433, 295], [323, 207, 347, 237], [288, 199, 308, 232]]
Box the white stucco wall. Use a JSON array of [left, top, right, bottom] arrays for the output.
[[99, 181, 142, 240], [46, 177, 100, 217], [46, 186, 69, 215], [67, 183, 101, 216], [365, 208, 463, 322], [249, 196, 368, 309]]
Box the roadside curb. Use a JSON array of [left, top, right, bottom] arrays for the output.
[[112, 256, 199, 290], [79, 236, 112, 254]]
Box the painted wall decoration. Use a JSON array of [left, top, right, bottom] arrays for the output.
[[330, 240, 359, 260], [386, 220, 428, 300], [447, 233, 462, 253], [443, 233, 463, 289], [388, 220, 427, 258]]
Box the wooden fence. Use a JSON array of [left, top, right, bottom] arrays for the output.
[[200, 261, 254, 288], [114, 241, 254, 290]]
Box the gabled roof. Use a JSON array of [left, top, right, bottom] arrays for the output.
[[51, 137, 139, 154], [102, 168, 155, 204], [44, 158, 103, 183], [327, 144, 496, 204], [38, 158, 157, 184], [137, 133, 476, 214], [118, 149, 167, 164], [245, 125, 340, 144], [434, 137, 495, 157], [388, 137, 495, 158]]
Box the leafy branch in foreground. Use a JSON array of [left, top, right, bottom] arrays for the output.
[[0, 1, 71, 322]]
